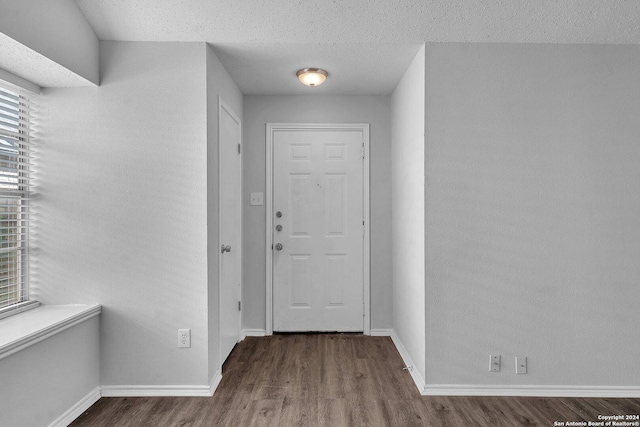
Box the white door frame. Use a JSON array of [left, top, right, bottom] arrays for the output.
[[265, 123, 370, 335], [218, 97, 242, 366]]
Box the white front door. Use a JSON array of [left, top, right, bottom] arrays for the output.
[[219, 99, 241, 364], [270, 125, 367, 332]]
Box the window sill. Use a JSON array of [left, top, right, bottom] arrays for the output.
[[0, 300, 41, 320], [0, 304, 101, 361]]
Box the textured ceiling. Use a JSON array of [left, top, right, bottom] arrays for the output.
[[0, 32, 95, 88], [71, 0, 640, 93], [76, 0, 640, 44], [211, 43, 423, 95]]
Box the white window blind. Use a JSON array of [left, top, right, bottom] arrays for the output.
[[0, 81, 34, 310]]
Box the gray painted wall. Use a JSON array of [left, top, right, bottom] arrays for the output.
[[391, 46, 427, 383], [0, 317, 99, 427], [37, 41, 210, 387], [242, 95, 393, 331], [424, 43, 640, 387]]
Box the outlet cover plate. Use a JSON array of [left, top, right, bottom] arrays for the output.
[[178, 329, 191, 348], [490, 355, 500, 372]]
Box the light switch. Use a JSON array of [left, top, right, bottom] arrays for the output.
[[250, 192, 264, 206]]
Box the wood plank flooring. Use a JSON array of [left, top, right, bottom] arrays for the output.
[[70, 334, 640, 426]]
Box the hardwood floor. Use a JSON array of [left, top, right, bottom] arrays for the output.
[[71, 334, 640, 426]]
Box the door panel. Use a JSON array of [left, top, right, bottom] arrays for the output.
[[272, 128, 364, 332], [325, 174, 346, 235], [219, 100, 241, 364]]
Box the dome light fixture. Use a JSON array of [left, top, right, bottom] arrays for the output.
[[296, 68, 328, 87]]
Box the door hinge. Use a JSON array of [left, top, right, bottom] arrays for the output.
[[238, 301, 241, 311], [238, 143, 241, 154], [361, 144, 365, 158]]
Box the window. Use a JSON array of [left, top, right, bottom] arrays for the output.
[[0, 81, 34, 313]]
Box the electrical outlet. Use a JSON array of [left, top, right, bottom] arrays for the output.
[[178, 329, 191, 348], [490, 354, 500, 372], [516, 356, 527, 374]]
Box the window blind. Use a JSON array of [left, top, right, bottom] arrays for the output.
[[0, 81, 33, 310]]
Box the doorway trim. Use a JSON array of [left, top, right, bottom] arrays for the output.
[[265, 123, 370, 335]]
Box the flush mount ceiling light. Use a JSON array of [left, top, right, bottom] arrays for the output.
[[296, 68, 328, 87]]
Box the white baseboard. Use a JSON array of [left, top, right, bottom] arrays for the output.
[[209, 369, 222, 395], [423, 384, 640, 398], [240, 329, 266, 341], [386, 329, 640, 398], [369, 328, 393, 336], [389, 330, 426, 394], [100, 384, 214, 397], [56, 379, 221, 425], [49, 386, 101, 427]]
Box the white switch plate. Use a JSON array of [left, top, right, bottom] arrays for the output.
[[250, 192, 264, 206], [178, 329, 191, 348], [490, 355, 500, 372], [516, 356, 527, 374]]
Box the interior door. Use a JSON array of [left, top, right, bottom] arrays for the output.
[[219, 99, 241, 364], [272, 126, 365, 332]]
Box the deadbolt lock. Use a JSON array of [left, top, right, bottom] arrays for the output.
[[276, 211, 283, 218]]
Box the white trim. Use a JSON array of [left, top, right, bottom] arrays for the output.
[[97, 371, 223, 399], [369, 328, 393, 336], [240, 329, 267, 340], [100, 384, 214, 397], [218, 97, 243, 367], [265, 123, 371, 335], [265, 124, 274, 335], [48, 386, 101, 427], [361, 125, 371, 335], [386, 328, 640, 398], [0, 300, 40, 320], [0, 304, 102, 361], [422, 384, 640, 398], [209, 369, 223, 395], [0, 68, 40, 94], [389, 330, 426, 394]]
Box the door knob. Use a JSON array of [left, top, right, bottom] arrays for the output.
[[221, 244, 231, 253], [275, 225, 283, 232], [276, 211, 283, 218], [275, 243, 283, 251]]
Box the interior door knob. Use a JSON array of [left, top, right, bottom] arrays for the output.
[[221, 244, 231, 253], [276, 211, 283, 218], [275, 243, 283, 251], [276, 225, 283, 232]]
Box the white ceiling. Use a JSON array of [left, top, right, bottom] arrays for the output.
[[0, 32, 95, 88], [71, 0, 640, 94], [210, 43, 423, 95]]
